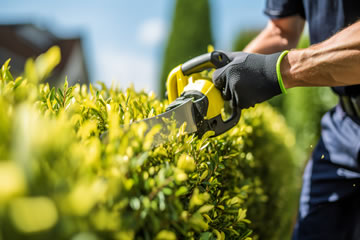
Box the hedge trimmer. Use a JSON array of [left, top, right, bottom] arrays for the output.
[[101, 51, 240, 143], [130, 51, 241, 139]]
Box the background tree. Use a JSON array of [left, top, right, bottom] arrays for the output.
[[159, 0, 213, 98]]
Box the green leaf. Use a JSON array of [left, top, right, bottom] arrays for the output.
[[64, 76, 68, 90], [175, 186, 188, 197], [57, 88, 64, 99], [196, 130, 214, 151], [129, 198, 141, 210], [237, 208, 247, 222], [55, 95, 62, 106], [189, 212, 208, 231], [4, 69, 14, 82], [199, 232, 212, 240], [200, 170, 208, 182], [13, 77, 24, 89], [162, 187, 172, 195], [155, 230, 176, 240], [212, 230, 222, 240], [2, 58, 11, 73], [50, 87, 56, 101], [197, 204, 214, 214], [177, 154, 195, 172]]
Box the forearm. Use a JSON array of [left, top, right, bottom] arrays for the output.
[[282, 21, 360, 88], [243, 27, 290, 54], [244, 16, 304, 54]]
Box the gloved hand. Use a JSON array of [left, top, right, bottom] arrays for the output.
[[212, 51, 288, 109]]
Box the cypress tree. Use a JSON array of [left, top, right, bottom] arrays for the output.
[[159, 0, 213, 98]]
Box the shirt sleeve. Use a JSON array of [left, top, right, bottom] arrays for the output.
[[264, 0, 305, 19]]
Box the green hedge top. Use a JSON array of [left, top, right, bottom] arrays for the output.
[[0, 47, 299, 240]]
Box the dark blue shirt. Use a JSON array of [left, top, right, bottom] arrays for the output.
[[264, 0, 360, 96]]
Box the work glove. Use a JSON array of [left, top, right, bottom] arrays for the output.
[[212, 51, 288, 109]]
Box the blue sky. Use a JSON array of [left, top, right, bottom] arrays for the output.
[[1, 0, 268, 95]]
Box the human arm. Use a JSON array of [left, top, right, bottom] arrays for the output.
[[282, 20, 360, 88], [243, 16, 305, 54], [213, 21, 360, 109]]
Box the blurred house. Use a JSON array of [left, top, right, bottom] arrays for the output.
[[0, 23, 90, 86]]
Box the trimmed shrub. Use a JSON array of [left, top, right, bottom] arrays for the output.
[[0, 47, 298, 240]]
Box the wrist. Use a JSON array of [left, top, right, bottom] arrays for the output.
[[276, 51, 290, 93], [280, 54, 291, 89], [280, 50, 301, 89]]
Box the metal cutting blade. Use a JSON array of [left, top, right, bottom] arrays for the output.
[[101, 98, 198, 146], [133, 98, 198, 144]]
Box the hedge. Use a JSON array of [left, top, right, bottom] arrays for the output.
[[0, 47, 299, 240]]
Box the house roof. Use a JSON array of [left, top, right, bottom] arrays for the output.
[[0, 23, 89, 84]]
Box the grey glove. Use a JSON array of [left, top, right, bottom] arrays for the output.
[[212, 51, 287, 109]]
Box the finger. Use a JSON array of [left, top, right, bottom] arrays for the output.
[[212, 66, 227, 89], [222, 78, 232, 101]]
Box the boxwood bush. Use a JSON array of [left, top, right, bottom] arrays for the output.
[[0, 47, 299, 240]]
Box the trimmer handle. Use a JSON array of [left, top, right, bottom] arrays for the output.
[[181, 51, 233, 75], [181, 51, 241, 137], [166, 50, 241, 137], [212, 106, 241, 137]]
